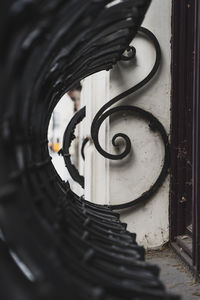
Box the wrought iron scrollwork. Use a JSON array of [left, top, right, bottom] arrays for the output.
[[90, 27, 161, 160], [61, 107, 85, 188], [61, 26, 170, 210], [81, 137, 89, 161], [0, 0, 179, 299], [97, 106, 170, 210]]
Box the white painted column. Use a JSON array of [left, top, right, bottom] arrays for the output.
[[80, 71, 110, 205]]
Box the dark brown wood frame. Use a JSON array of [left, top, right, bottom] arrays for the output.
[[170, 0, 200, 276]]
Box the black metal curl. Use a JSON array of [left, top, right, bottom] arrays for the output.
[[61, 107, 85, 188], [93, 105, 170, 210], [91, 27, 161, 160], [81, 137, 89, 161]]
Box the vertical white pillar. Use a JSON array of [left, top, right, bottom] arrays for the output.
[[80, 71, 110, 205]]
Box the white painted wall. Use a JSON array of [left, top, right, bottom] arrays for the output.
[[109, 1, 172, 248], [81, 0, 172, 249]]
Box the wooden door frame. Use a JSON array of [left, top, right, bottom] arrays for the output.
[[170, 0, 200, 276]]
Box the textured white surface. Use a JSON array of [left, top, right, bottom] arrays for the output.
[[109, 0, 171, 248], [81, 0, 172, 249], [80, 72, 110, 205]]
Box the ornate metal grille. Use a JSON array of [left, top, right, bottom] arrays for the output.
[[61, 27, 170, 210], [0, 1, 177, 299]]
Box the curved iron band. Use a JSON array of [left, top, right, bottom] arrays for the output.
[[62, 107, 86, 188], [91, 26, 161, 160], [81, 137, 90, 161], [94, 106, 170, 210]]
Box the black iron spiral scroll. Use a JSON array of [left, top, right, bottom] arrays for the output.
[[61, 27, 170, 210]]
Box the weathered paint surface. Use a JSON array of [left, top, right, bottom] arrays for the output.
[[109, 0, 171, 248]]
